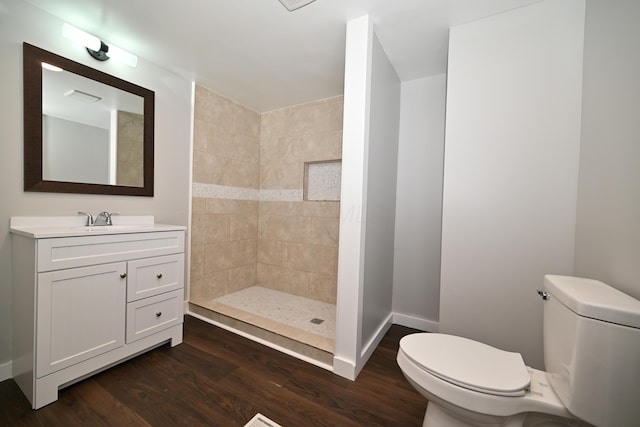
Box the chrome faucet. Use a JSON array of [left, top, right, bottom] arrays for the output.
[[78, 211, 118, 226], [78, 211, 94, 226], [94, 211, 117, 226]]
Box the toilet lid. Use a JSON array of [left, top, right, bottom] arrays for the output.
[[400, 333, 531, 397]]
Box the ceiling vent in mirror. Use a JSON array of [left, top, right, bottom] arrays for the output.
[[278, 0, 316, 11]]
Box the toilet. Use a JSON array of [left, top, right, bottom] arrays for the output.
[[397, 275, 640, 427]]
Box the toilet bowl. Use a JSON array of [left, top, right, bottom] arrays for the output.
[[397, 275, 640, 427], [397, 333, 582, 427]]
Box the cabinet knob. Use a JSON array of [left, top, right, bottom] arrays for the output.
[[155, 312, 162, 317], [156, 273, 163, 279], [120, 273, 127, 279]]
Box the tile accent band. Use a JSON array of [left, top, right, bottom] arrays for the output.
[[193, 182, 303, 202]]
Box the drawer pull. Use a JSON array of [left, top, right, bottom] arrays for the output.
[[155, 312, 162, 317], [120, 273, 127, 279], [156, 273, 163, 279]]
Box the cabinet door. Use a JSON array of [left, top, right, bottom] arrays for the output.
[[36, 262, 126, 377]]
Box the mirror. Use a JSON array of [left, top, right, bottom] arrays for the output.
[[23, 42, 154, 196]]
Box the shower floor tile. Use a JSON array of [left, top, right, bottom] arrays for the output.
[[211, 286, 335, 350]]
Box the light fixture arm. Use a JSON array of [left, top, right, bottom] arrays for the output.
[[87, 41, 110, 61]]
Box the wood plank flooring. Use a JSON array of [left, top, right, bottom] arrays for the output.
[[0, 316, 427, 426]]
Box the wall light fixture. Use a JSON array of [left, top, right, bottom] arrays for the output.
[[62, 23, 138, 67]]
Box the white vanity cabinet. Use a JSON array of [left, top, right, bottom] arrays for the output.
[[10, 217, 186, 409]]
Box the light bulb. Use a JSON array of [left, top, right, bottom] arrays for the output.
[[62, 23, 101, 52]]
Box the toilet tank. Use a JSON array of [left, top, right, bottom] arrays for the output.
[[542, 275, 640, 427]]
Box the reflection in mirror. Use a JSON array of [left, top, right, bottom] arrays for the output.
[[24, 43, 154, 196], [42, 67, 144, 187]]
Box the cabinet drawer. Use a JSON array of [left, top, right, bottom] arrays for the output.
[[37, 231, 185, 272], [127, 254, 184, 301], [126, 290, 182, 343]]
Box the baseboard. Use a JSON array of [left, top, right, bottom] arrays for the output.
[[393, 313, 439, 332], [361, 313, 393, 361], [0, 360, 13, 382], [353, 313, 393, 378], [332, 355, 356, 380]]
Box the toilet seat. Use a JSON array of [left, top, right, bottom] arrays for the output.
[[400, 333, 530, 396]]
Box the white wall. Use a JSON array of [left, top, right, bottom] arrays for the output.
[[439, 0, 585, 369], [574, 0, 640, 300], [0, 0, 193, 377], [360, 33, 400, 348], [392, 74, 446, 332], [334, 15, 400, 380], [43, 115, 110, 184]]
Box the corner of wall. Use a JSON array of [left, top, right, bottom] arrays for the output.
[[332, 355, 357, 381], [392, 313, 439, 333], [0, 360, 12, 382]]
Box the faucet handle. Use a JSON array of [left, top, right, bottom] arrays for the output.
[[107, 212, 120, 225], [78, 211, 94, 226]]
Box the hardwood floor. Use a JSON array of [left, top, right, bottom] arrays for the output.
[[0, 316, 427, 426]]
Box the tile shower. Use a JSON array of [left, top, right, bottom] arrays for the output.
[[189, 85, 343, 365]]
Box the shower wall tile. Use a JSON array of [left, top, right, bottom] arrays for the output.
[[193, 118, 227, 153], [233, 102, 261, 139], [309, 217, 340, 247], [288, 269, 312, 297], [192, 213, 230, 244], [192, 197, 206, 214], [294, 130, 342, 160], [309, 273, 338, 304], [192, 87, 261, 301], [303, 201, 340, 218], [193, 85, 260, 189], [190, 243, 204, 278], [256, 263, 311, 297], [259, 157, 300, 190], [259, 214, 309, 243], [255, 98, 342, 304], [256, 201, 339, 302], [257, 239, 288, 266], [207, 199, 257, 215], [190, 270, 228, 301], [230, 214, 258, 240], [191, 201, 258, 300], [204, 239, 257, 272], [259, 201, 303, 217], [192, 150, 216, 184], [228, 264, 257, 294], [194, 84, 233, 127], [259, 108, 288, 141], [256, 263, 292, 294], [192, 86, 342, 306], [259, 96, 343, 191], [287, 243, 337, 276], [313, 97, 344, 133]]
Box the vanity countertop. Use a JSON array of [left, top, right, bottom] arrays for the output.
[[10, 216, 186, 239]]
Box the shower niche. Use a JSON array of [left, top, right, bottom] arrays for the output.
[[304, 160, 342, 201]]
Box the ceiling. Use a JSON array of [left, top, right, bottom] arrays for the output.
[[23, 0, 540, 112]]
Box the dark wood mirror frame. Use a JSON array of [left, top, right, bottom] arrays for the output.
[[23, 42, 155, 196]]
